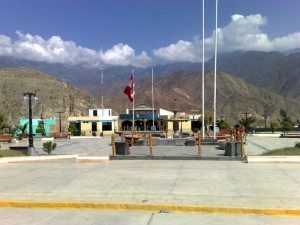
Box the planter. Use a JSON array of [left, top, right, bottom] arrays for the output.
[[115, 142, 130, 155]]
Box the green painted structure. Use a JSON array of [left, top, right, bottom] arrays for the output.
[[19, 117, 56, 137]]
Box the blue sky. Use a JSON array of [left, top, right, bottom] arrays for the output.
[[0, 0, 299, 68]]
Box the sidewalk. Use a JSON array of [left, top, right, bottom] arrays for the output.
[[0, 136, 299, 217]]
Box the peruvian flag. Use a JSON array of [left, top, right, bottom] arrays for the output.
[[123, 73, 135, 102]]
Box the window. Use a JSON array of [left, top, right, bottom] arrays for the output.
[[93, 110, 97, 116], [92, 122, 97, 132], [102, 122, 112, 131]]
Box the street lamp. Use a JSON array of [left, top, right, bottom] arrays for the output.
[[242, 112, 251, 119], [23, 92, 37, 155], [192, 113, 195, 132]]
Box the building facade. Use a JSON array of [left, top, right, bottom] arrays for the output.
[[19, 117, 56, 136], [68, 108, 117, 136]]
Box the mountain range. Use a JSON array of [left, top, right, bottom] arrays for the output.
[[0, 49, 299, 126], [0, 67, 100, 124]]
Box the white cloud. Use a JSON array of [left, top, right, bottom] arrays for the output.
[[153, 40, 198, 62], [0, 31, 152, 68], [101, 43, 152, 68], [153, 14, 300, 63], [1, 14, 300, 67]]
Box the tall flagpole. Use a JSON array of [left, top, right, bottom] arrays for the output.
[[100, 48, 104, 117], [152, 68, 155, 127], [213, 0, 218, 139], [201, 0, 205, 139], [132, 69, 135, 130]]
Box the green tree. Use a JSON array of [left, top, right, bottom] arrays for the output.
[[198, 115, 213, 131], [7, 125, 18, 137], [270, 121, 278, 134], [239, 116, 256, 133], [16, 123, 28, 135], [68, 124, 78, 136], [279, 109, 293, 133], [217, 119, 230, 129], [36, 121, 46, 136], [43, 141, 57, 155], [0, 113, 9, 134]]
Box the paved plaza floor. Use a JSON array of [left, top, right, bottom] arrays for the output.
[[0, 135, 299, 224]]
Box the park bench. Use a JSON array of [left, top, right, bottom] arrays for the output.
[[51, 132, 70, 139], [0, 134, 13, 143]]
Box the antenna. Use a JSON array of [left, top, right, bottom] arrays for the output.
[[100, 48, 104, 116]]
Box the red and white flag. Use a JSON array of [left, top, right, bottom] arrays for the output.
[[123, 73, 135, 102]]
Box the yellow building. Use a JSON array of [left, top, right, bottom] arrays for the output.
[[68, 108, 118, 136]]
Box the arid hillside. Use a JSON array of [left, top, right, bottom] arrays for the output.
[[0, 67, 101, 124]]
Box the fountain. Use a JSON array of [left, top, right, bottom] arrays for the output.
[[168, 98, 188, 138]]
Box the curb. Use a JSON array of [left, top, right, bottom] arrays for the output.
[[0, 154, 109, 164], [247, 156, 300, 163], [0, 200, 299, 217]]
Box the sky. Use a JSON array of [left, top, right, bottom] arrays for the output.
[[0, 0, 300, 68]]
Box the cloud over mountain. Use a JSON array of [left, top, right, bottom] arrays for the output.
[[153, 14, 300, 63], [0, 14, 299, 67], [0, 31, 152, 68]]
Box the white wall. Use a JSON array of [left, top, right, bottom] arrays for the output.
[[89, 109, 112, 117]]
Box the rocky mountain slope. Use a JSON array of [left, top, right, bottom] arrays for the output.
[[107, 70, 300, 126], [0, 67, 101, 124], [206, 50, 300, 99], [0, 66, 299, 127], [2, 50, 300, 101]]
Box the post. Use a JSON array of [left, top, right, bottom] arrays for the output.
[[131, 129, 134, 147], [24, 92, 37, 156], [241, 132, 245, 158], [192, 114, 195, 132], [111, 133, 116, 156], [28, 94, 33, 148], [149, 133, 153, 157], [56, 111, 64, 132], [197, 131, 201, 158], [230, 129, 234, 142], [138, 128, 141, 139]]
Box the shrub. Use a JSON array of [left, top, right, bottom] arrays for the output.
[[68, 124, 78, 136], [43, 141, 57, 155], [92, 131, 96, 136], [295, 142, 300, 148]]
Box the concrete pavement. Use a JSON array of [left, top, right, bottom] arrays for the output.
[[0, 135, 300, 223]]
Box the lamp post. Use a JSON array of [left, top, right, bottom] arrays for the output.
[[23, 92, 37, 155], [192, 113, 195, 132], [242, 112, 251, 120]]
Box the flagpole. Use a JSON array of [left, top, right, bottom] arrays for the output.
[[213, 0, 218, 139], [201, 0, 205, 139], [152, 68, 155, 127], [132, 69, 135, 130]]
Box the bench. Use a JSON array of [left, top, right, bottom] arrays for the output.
[[9, 146, 28, 154], [0, 134, 13, 143], [51, 132, 70, 139]]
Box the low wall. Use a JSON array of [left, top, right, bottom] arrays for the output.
[[134, 138, 195, 146]]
